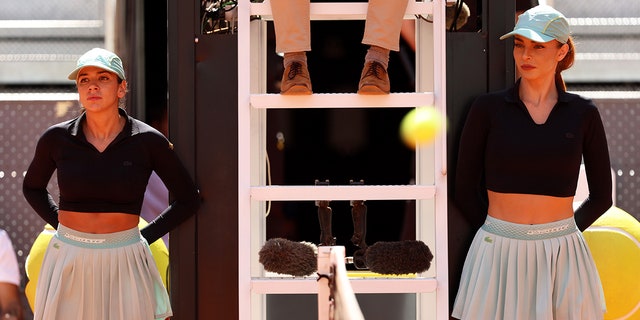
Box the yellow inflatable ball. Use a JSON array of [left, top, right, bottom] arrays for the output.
[[584, 206, 640, 320], [24, 219, 170, 312]]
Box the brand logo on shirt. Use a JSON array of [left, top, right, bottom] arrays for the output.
[[565, 132, 575, 139], [484, 236, 493, 243], [123, 160, 133, 166]]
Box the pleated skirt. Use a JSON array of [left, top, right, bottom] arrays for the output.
[[34, 224, 172, 320], [452, 216, 605, 320]]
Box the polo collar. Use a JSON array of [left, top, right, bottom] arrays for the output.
[[68, 108, 135, 139], [505, 78, 576, 105]]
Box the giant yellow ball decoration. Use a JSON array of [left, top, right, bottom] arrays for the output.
[[584, 206, 640, 320], [400, 107, 442, 149]]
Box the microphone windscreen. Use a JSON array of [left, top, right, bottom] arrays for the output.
[[365, 240, 434, 275], [259, 238, 318, 276], [446, 2, 470, 30]]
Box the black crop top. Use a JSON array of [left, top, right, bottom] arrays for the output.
[[22, 108, 200, 243], [454, 80, 612, 231]]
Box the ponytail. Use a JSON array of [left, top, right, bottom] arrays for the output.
[[555, 36, 575, 91]]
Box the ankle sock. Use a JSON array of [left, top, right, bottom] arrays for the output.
[[364, 46, 390, 69], [283, 52, 307, 68]]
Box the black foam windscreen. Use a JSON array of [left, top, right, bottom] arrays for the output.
[[258, 238, 318, 276], [365, 240, 434, 275]]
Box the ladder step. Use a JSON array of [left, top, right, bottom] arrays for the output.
[[251, 277, 438, 294], [250, 1, 433, 21], [250, 92, 434, 109], [250, 184, 436, 201]]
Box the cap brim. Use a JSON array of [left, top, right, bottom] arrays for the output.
[[67, 67, 82, 80], [499, 28, 555, 43], [67, 63, 124, 81]]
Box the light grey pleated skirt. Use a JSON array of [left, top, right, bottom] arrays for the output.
[[34, 224, 172, 320], [452, 216, 605, 320]]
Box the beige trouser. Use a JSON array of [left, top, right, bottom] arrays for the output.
[[270, 0, 410, 53]]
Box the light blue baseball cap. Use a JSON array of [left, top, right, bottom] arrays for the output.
[[500, 5, 570, 44], [67, 48, 126, 81]]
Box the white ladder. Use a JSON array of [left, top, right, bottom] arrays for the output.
[[237, 1, 449, 319]]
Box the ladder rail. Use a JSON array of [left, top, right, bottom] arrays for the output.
[[252, 278, 438, 294], [238, 1, 448, 319], [250, 1, 433, 20], [250, 184, 436, 201], [250, 92, 434, 109]]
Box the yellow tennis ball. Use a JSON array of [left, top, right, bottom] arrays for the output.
[[400, 107, 442, 148]]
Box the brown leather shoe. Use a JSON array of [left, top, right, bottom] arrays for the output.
[[357, 61, 390, 95], [280, 61, 312, 95]]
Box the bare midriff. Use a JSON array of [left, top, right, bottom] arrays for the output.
[[487, 190, 575, 224], [58, 210, 139, 234]]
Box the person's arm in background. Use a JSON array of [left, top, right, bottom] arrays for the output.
[[0, 283, 22, 320], [140, 171, 170, 245], [0, 230, 23, 320]]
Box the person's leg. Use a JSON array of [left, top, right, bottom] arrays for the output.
[[358, 0, 410, 94], [271, 0, 312, 94], [362, 0, 408, 51]]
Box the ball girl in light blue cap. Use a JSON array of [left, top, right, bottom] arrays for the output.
[[23, 48, 201, 320], [452, 5, 611, 319]]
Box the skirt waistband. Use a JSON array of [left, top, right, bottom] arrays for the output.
[[55, 224, 142, 249], [481, 215, 578, 240]]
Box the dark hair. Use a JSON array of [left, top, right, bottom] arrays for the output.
[[555, 36, 575, 91]]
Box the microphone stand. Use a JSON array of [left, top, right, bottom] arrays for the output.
[[350, 179, 368, 269], [315, 179, 335, 246], [349, 180, 367, 250]]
